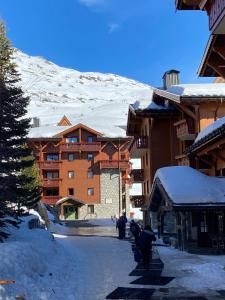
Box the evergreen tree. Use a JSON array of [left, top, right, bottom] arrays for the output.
[[0, 21, 40, 238]]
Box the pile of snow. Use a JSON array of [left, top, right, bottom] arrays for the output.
[[154, 166, 225, 204], [158, 246, 225, 294], [131, 99, 167, 111], [195, 116, 225, 142], [167, 83, 225, 97], [13, 49, 153, 138]]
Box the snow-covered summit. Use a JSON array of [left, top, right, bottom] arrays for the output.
[[13, 49, 153, 137]]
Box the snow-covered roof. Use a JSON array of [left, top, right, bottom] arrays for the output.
[[28, 125, 72, 138], [167, 83, 225, 97], [130, 99, 167, 111], [153, 166, 225, 205], [195, 116, 225, 143], [28, 122, 128, 139]]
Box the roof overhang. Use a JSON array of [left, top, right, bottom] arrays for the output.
[[56, 197, 85, 206], [198, 34, 225, 78], [176, 0, 201, 10]]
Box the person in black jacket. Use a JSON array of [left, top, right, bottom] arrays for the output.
[[137, 225, 156, 269]]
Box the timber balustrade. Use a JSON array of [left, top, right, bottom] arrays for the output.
[[60, 142, 101, 152], [42, 196, 61, 205], [99, 160, 130, 170], [209, 0, 225, 31], [38, 160, 61, 169], [174, 118, 195, 140], [130, 169, 144, 182], [130, 195, 145, 208], [42, 178, 61, 187]]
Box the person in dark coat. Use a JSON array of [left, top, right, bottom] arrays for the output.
[[116, 216, 126, 239], [130, 220, 141, 244], [137, 225, 156, 269]]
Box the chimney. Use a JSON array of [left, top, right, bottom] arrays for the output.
[[32, 117, 40, 128], [163, 69, 180, 90]]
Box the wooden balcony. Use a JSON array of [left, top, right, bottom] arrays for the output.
[[42, 178, 61, 187], [60, 142, 101, 152], [38, 160, 61, 170], [208, 0, 225, 32], [175, 154, 190, 166], [130, 169, 144, 182], [174, 119, 196, 140], [130, 195, 145, 208], [42, 196, 61, 205], [130, 136, 148, 158], [99, 160, 130, 170]]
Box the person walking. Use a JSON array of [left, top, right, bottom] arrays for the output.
[[130, 220, 141, 244], [116, 216, 126, 239], [137, 225, 156, 269]]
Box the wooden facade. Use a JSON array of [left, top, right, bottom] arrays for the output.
[[176, 0, 225, 78], [28, 122, 131, 220]]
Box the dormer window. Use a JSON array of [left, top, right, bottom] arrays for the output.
[[66, 137, 78, 143]]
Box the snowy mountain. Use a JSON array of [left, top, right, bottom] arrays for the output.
[[13, 49, 153, 137]]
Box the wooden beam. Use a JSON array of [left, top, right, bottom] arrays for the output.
[[196, 139, 225, 156], [175, 103, 197, 120], [208, 61, 225, 79], [213, 46, 225, 61], [196, 156, 214, 167]]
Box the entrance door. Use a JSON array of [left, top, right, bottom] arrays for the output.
[[64, 206, 78, 220]]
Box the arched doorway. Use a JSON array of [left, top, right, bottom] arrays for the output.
[[56, 197, 85, 220]]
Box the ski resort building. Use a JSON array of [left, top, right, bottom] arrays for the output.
[[127, 70, 225, 251], [176, 0, 225, 79], [28, 118, 131, 220]]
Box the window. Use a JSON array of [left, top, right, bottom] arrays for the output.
[[87, 153, 93, 161], [68, 153, 75, 161], [46, 153, 59, 161], [87, 136, 94, 142], [87, 170, 94, 178], [87, 188, 94, 196], [121, 154, 126, 160], [88, 205, 94, 214], [66, 137, 78, 143], [45, 172, 59, 179], [68, 188, 74, 196], [68, 171, 74, 179]]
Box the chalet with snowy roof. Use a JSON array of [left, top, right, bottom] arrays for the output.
[[176, 0, 225, 78], [127, 70, 225, 223], [28, 116, 131, 220], [149, 166, 225, 253]]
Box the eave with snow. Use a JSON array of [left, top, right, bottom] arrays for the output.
[[149, 166, 225, 252], [176, 0, 225, 78]]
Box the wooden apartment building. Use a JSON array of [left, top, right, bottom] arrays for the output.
[[127, 70, 225, 244], [28, 117, 131, 220], [176, 0, 225, 79]]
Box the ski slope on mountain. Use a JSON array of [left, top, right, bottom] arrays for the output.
[[13, 49, 153, 137]]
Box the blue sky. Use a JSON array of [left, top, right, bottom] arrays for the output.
[[0, 0, 211, 87]]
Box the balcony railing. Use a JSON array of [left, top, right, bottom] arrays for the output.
[[42, 178, 61, 187], [175, 154, 190, 166], [99, 160, 130, 170], [209, 0, 225, 31], [38, 160, 61, 170], [60, 142, 101, 152], [42, 196, 61, 205], [174, 119, 195, 140], [130, 195, 145, 208], [136, 136, 148, 149], [130, 169, 144, 182]]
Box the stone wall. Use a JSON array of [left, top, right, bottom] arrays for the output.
[[78, 169, 130, 219]]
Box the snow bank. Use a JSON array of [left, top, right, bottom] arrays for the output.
[[154, 166, 225, 204], [167, 83, 225, 97], [158, 246, 225, 293]]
